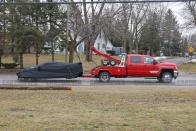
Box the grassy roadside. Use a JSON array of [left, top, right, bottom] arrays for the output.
[[178, 63, 196, 73], [0, 87, 196, 130]]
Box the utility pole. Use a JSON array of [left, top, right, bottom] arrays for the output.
[[48, 0, 55, 62], [0, 0, 6, 69], [65, 0, 69, 63]]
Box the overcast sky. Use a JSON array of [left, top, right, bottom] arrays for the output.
[[40, 0, 194, 35], [168, 3, 185, 24], [168, 2, 196, 35]]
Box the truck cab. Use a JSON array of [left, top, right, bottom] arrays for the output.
[[91, 53, 178, 83]]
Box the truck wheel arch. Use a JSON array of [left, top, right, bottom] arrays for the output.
[[98, 70, 110, 77], [160, 69, 174, 77]]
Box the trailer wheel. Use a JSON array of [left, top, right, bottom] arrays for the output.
[[99, 71, 110, 82]]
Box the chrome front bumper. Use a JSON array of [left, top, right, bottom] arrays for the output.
[[174, 71, 179, 79]]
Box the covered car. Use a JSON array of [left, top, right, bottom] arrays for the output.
[[17, 62, 83, 80]]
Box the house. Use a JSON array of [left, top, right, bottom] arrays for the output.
[[93, 31, 124, 55], [42, 33, 85, 54], [42, 30, 118, 55], [53, 30, 114, 54], [94, 30, 114, 53]]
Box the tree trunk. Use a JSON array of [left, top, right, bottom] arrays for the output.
[[135, 26, 139, 53], [64, 47, 68, 62], [83, 0, 91, 62], [35, 43, 39, 65], [36, 53, 39, 65], [0, 55, 2, 69], [123, 37, 128, 53], [27, 47, 31, 54], [128, 40, 133, 54], [51, 41, 54, 62], [168, 44, 172, 56], [19, 53, 23, 69], [85, 40, 92, 62], [69, 42, 75, 63], [0, 49, 2, 69], [35, 10, 39, 65]]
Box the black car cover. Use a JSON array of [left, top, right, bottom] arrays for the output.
[[17, 62, 83, 79]]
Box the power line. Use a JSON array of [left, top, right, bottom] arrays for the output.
[[0, 0, 195, 5]]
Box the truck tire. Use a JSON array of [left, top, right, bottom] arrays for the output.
[[99, 71, 110, 82], [161, 72, 173, 83]]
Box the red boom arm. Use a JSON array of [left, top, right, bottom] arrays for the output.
[[91, 47, 120, 64]]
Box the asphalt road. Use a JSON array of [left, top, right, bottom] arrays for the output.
[[0, 57, 195, 87], [164, 57, 188, 65]]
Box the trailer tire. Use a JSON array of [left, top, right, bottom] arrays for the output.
[[99, 71, 110, 82]]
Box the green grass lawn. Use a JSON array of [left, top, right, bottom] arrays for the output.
[[178, 63, 196, 73], [0, 87, 196, 130]]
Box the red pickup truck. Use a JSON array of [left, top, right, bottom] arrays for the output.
[[90, 53, 178, 83]]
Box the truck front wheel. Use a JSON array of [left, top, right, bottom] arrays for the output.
[[99, 71, 110, 82], [160, 72, 173, 83]]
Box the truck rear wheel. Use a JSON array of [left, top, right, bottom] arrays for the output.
[[99, 71, 110, 82], [161, 72, 173, 83]]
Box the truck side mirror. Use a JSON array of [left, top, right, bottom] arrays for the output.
[[153, 60, 158, 65]]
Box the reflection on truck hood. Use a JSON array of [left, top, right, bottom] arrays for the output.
[[159, 62, 176, 67]]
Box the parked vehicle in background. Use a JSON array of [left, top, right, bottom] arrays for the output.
[[107, 47, 124, 55]]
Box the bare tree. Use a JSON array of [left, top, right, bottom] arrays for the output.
[[56, 1, 100, 63], [131, 4, 149, 53], [184, 1, 196, 27], [102, 3, 149, 53], [82, 0, 106, 61], [59, 0, 107, 63]]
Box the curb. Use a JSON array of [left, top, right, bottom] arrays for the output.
[[0, 84, 72, 90]]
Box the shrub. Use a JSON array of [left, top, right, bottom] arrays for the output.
[[1, 63, 19, 69]]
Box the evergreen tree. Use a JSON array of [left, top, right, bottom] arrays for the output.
[[0, 0, 7, 68], [162, 9, 182, 56], [139, 12, 161, 55]]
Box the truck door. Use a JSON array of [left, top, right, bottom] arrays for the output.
[[143, 56, 159, 77], [127, 56, 144, 76]]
